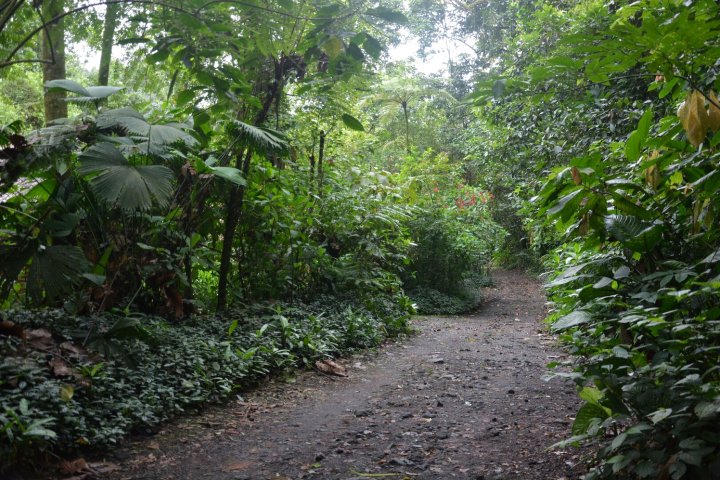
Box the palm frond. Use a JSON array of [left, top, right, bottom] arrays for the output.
[[45, 80, 123, 103], [27, 245, 90, 303], [97, 108, 198, 154], [78, 143, 175, 212], [231, 120, 289, 153]]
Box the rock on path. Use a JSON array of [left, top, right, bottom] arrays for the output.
[[102, 270, 585, 480]]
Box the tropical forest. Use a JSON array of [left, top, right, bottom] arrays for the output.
[[1, 0, 719, 478]]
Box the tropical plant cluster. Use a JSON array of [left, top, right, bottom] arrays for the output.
[[465, 0, 720, 477]]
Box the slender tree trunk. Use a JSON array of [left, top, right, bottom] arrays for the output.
[[317, 129, 325, 192], [402, 101, 410, 153], [98, 2, 120, 86], [41, 0, 67, 123], [216, 147, 252, 310]]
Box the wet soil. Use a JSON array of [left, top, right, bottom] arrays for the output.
[[96, 270, 587, 479]]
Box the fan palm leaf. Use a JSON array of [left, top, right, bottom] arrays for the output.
[[27, 245, 90, 303], [78, 143, 175, 212]]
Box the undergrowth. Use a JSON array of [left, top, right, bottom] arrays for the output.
[[408, 276, 489, 315], [0, 297, 411, 471]]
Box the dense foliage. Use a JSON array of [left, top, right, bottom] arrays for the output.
[[465, 0, 720, 477]]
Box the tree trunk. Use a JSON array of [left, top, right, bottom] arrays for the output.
[[402, 101, 410, 153], [41, 0, 67, 123], [98, 2, 120, 86], [317, 129, 325, 192], [216, 147, 252, 310]]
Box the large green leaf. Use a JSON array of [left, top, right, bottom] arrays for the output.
[[547, 188, 584, 215], [27, 245, 90, 303], [625, 109, 653, 162], [45, 80, 123, 102], [78, 143, 175, 211], [44, 79, 91, 96], [341, 113, 365, 131], [604, 215, 663, 253], [572, 401, 610, 435], [96, 108, 197, 153], [552, 310, 591, 331]]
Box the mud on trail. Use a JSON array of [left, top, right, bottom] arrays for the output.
[[99, 270, 586, 480]]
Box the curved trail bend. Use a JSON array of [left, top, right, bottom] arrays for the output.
[[105, 270, 584, 480]]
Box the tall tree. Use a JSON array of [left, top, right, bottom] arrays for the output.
[[40, 0, 67, 122], [98, 3, 120, 86]]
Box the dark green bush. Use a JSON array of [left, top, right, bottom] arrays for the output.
[[408, 282, 484, 315]]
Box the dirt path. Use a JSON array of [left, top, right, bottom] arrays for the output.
[[100, 270, 585, 480]]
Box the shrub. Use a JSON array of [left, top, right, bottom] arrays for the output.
[[408, 282, 484, 315]]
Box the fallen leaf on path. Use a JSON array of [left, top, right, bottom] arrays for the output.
[[60, 341, 84, 357], [223, 460, 253, 472], [315, 359, 347, 377], [87, 462, 120, 474], [59, 458, 89, 475]]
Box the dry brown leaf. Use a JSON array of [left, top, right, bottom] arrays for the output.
[[27, 328, 54, 349], [87, 461, 120, 473], [59, 458, 90, 475], [678, 90, 710, 148], [0, 320, 26, 340], [49, 357, 73, 377], [644, 164, 660, 189], [59, 341, 84, 357], [571, 167, 582, 185], [708, 91, 720, 133], [223, 460, 253, 472], [315, 358, 348, 377]]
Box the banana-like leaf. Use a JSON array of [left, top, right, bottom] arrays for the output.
[[78, 143, 175, 211], [27, 245, 90, 304]]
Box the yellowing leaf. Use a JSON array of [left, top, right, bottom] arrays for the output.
[[678, 90, 710, 148], [669, 170, 684, 186], [322, 36, 344, 59], [60, 384, 75, 402], [708, 91, 720, 133], [644, 164, 660, 189]]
